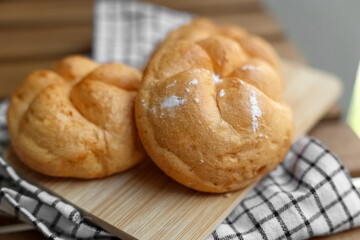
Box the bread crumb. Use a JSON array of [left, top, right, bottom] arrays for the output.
[[167, 80, 177, 88], [56, 112, 68, 121], [189, 79, 198, 85], [250, 90, 262, 132], [219, 89, 225, 98], [161, 96, 186, 109], [242, 64, 257, 71], [212, 73, 222, 83], [224, 193, 232, 198]]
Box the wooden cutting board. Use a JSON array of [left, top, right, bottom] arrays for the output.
[[5, 61, 342, 240]]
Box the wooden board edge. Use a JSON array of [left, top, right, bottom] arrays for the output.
[[283, 61, 343, 139], [3, 150, 137, 239], [197, 180, 261, 240]]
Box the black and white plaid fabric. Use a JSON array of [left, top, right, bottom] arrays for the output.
[[93, 0, 192, 69], [0, 0, 359, 239], [207, 137, 360, 240]]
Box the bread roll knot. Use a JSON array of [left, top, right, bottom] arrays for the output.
[[8, 55, 145, 178], [136, 19, 294, 193]]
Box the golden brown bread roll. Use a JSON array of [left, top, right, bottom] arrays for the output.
[[135, 19, 294, 193], [7, 55, 145, 178]]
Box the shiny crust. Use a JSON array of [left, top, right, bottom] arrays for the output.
[[7, 56, 145, 178], [136, 19, 294, 193]]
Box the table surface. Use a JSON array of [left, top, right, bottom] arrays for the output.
[[0, 0, 359, 239]]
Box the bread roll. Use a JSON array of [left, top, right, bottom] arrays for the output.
[[135, 19, 294, 193], [7, 55, 145, 178]]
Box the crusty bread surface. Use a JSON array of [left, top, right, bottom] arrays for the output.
[[7, 55, 145, 178], [135, 19, 294, 193]]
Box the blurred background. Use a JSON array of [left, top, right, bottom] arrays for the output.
[[263, 0, 360, 137], [0, 0, 359, 136]]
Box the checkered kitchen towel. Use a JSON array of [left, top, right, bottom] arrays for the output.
[[1, 0, 360, 239]]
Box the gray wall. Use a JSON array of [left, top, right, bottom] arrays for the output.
[[262, 0, 360, 115]]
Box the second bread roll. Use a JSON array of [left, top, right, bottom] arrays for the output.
[[7, 56, 145, 178]]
